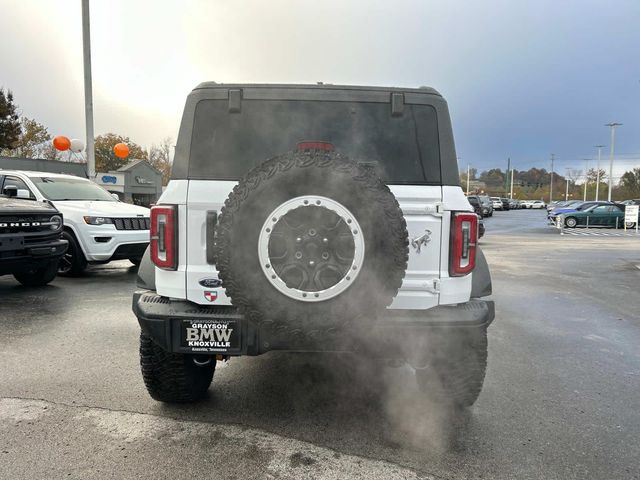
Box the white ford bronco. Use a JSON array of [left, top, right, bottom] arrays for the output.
[[133, 83, 494, 406]]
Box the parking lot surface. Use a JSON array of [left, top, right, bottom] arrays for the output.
[[1, 209, 639, 479]]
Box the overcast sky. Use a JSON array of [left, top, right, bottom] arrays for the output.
[[1, 0, 639, 177]]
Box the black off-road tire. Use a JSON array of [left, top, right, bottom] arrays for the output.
[[415, 328, 488, 408], [129, 257, 142, 266], [13, 259, 59, 287], [58, 231, 88, 276], [139, 332, 215, 403], [215, 151, 409, 328]]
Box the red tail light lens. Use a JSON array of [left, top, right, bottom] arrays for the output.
[[150, 205, 177, 270], [449, 212, 478, 276], [296, 141, 335, 152]]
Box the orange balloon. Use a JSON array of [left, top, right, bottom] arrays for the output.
[[113, 143, 129, 159], [53, 135, 71, 151]]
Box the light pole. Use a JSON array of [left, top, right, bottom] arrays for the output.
[[565, 168, 570, 201], [605, 123, 622, 201], [582, 159, 590, 201], [510, 168, 514, 199], [549, 153, 555, 203], [466, 163, 470, 195], [81, 0, 95, 178], [594, 145, 605, 201]]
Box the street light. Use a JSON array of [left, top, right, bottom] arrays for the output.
[[604, 123, 622, 201], [81, 0, 95, 178], [582, 159, 589, 201], [594, 145, 605, 201], [466, 163, 470, 195], [550, 153, 555, 203]]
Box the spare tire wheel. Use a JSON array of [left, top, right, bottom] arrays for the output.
[[215, 151, 409, 327]]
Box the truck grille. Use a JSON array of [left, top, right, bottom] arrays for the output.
[[111, 217, 150, 231], [0, 214, 57, 234]]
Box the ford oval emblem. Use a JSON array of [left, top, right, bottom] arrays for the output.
[[199, 278, 222, 288]]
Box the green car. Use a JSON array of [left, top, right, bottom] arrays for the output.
[[559, 204, 637, 228]]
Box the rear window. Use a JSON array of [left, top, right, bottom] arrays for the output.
[[188, 99, 441, 183]]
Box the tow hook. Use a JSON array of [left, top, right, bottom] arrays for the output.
[[192, 355, 212, 367]]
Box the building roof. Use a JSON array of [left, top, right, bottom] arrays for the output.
[[116, 158, 149, 172]]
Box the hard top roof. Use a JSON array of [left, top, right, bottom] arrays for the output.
[[193, 82, 441, 97]]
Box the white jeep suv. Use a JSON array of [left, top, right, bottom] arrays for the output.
[[0, 171, 150, 275], [133, 83, 494, 407]]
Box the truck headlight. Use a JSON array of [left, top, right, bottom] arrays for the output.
[[49, 215, 63, 231], [83, 216, 113, 225]]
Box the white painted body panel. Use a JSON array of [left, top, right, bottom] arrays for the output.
[[387, 185, 442, 310], [185, 181, 236, 305]]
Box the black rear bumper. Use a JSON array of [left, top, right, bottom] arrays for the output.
[[0, 238, 67, 275], [133, 290, 494, 356]]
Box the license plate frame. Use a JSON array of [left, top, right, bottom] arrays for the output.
[[179, 318, 240, 354]]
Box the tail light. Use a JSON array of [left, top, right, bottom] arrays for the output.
[[449, 212, 478, 276], [296, 141, 335, 152], [150, 205, 177, 270]]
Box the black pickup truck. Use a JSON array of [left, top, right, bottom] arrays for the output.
[[0, 191, 67, 286]]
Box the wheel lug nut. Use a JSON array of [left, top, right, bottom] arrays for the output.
[[309, 229, 317, 236], [322, 252, 329, 260], [295, 252, 302, 259]]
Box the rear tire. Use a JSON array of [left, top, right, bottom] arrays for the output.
[[139, 332, 215, 403], [58, 231, 87, 276], [129, 257, 142, 266], [415, 329, 488, 408], [13, 259, 59, 287]]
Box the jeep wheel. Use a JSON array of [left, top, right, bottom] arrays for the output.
[[139, 332, 215, 403], [58, 231, 87, 276], [13, 259, 59, 287], [415, 329, 488, 408], [215, 151, 409, 328]]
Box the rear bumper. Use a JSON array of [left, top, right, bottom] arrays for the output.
[[133, 290, 494, 356], [0, 238, 67, 275]]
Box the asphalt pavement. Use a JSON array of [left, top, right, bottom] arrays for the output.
[[1, 209, 639, 479]]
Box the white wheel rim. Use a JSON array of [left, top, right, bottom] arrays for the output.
[[258, 195, 365, 302]]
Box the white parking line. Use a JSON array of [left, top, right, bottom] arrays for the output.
[[562, 230, 639, 237]]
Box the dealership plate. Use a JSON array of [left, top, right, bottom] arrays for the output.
[[180, 319, 240, 353]]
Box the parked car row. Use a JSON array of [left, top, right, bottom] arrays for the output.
[[466, 194, 545, 217], [547, 199, 639, 228], [0, 170, 151, 286]]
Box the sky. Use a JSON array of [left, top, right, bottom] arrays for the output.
[[1, 0, 639, 179]]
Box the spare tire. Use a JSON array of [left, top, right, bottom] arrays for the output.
[[215, 151, 408, 327]]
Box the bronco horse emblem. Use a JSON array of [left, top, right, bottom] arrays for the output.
[[410, 229, 432, 254]]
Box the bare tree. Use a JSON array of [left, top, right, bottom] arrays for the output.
[[149, 137, 173, 185]]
